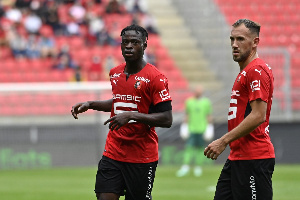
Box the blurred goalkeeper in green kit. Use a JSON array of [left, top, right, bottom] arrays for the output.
[[177, 85, 213, 177]]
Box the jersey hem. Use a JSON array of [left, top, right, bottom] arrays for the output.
[[103, 153, 159, 164]]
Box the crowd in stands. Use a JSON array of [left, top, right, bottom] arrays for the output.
[[0, 0, 160, 81]]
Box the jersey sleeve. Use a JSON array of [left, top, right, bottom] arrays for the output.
[[150, 74, 172, 105], [246, 65, 271, 103]]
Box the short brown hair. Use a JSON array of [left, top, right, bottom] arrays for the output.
[[232, 19, 261, 37]]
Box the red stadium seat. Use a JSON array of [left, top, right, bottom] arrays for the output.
[[68, 36, 85, 48]]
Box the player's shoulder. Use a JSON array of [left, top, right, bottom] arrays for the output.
[[185, 96, 195, 104], [109, 63, 125, 75], [143, 63, 167, 79], [201, 97, 211, 103], [246, 58, 272, 75]]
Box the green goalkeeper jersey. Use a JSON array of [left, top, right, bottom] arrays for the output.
[[185, 97, 212, 134]]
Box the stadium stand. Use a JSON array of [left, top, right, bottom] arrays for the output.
[[214, 0, 300, 111], [0, 0, 189, 116]]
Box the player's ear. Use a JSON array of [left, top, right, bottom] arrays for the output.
[[253, 37, 259, 47], [143, 42, 147, 50]]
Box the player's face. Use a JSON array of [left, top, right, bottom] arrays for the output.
[[121, 30, 146, 61], [230, 24, 254, 63]]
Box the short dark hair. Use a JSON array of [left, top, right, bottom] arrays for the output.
[[232, 19, 261, 37], [120, 24, 148, 42]]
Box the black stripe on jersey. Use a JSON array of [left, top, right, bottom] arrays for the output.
[[148, 101, 172, 114], [244, 101, 252, 119]]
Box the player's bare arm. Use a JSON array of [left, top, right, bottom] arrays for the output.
[[204, 99, 267, 160], [104, 110, 173, 131], [71, 99, 113, 119]]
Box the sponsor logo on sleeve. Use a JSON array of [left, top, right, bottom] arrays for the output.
[[159, 89, 171, 101], [250, 80, 260, 92]]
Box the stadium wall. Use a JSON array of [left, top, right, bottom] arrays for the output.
[[0, 122, 299, 169]]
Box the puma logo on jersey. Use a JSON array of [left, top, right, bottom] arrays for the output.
[[255, 69, 262, 75], [160, 79, 166, 83], [113, 80, 118, 85]]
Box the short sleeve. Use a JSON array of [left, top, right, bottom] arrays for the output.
[[150, 74, 172, 105], [246, 66, 271, 103]]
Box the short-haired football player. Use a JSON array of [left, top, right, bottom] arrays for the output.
[[204, 19, 275, 200], [71, 24, 173, 200]]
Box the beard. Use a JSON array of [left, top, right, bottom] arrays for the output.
[[233, 49, 251, 63]]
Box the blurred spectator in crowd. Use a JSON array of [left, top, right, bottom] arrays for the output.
[[43, 1, 63, 35], [0, 24, 7, 47], [88, 55, 103, 81], [6, 27, 27, 59], [52, 44, 77, 70], [15, 0, 31, 9], [25, 34, 41, 59], [69, 1, 86, 24], [131, 12, 141, 25], [142, 13, 159, 34], [107, 22, 121, 46], [29, 0, 43, 15], [66, 20, 80, 36], [5, 5, 22, 25], [104, 54, 117, 76], [1, 0, 15, 7], [123, 0, 147, 14], [144, 46, 157, 66], [23, 10, 43, 35], [0, 4, 5, 18], [73, 65, 84, 82], [38, 29, 56, 58], [86, 12, 107, 45], [105, 0, 123, 14]]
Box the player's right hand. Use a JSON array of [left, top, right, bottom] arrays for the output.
[[71, 102, 90, 119]]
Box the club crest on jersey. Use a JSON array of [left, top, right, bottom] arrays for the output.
[[134, 80, 142, 89]]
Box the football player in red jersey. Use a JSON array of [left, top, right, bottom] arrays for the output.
[[71, 24, 172, 200], [204, 19, 275, 200]]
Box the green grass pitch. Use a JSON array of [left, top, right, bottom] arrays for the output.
[[0, 164, 299, 200]]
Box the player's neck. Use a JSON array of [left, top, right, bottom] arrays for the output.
[[124, 59, 147, 75], [239, 52, 258, 72]]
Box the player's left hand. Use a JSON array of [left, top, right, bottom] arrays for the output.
[[204, 138, 227, 160], [104, 112, 132, 131]]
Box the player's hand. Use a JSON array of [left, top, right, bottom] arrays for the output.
[[204, 138, 227, 160], [71, 102, 90, 119], [104, 112, 131, 131]]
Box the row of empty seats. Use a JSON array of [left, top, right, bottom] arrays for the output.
[[214, 0, 300, 111]]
